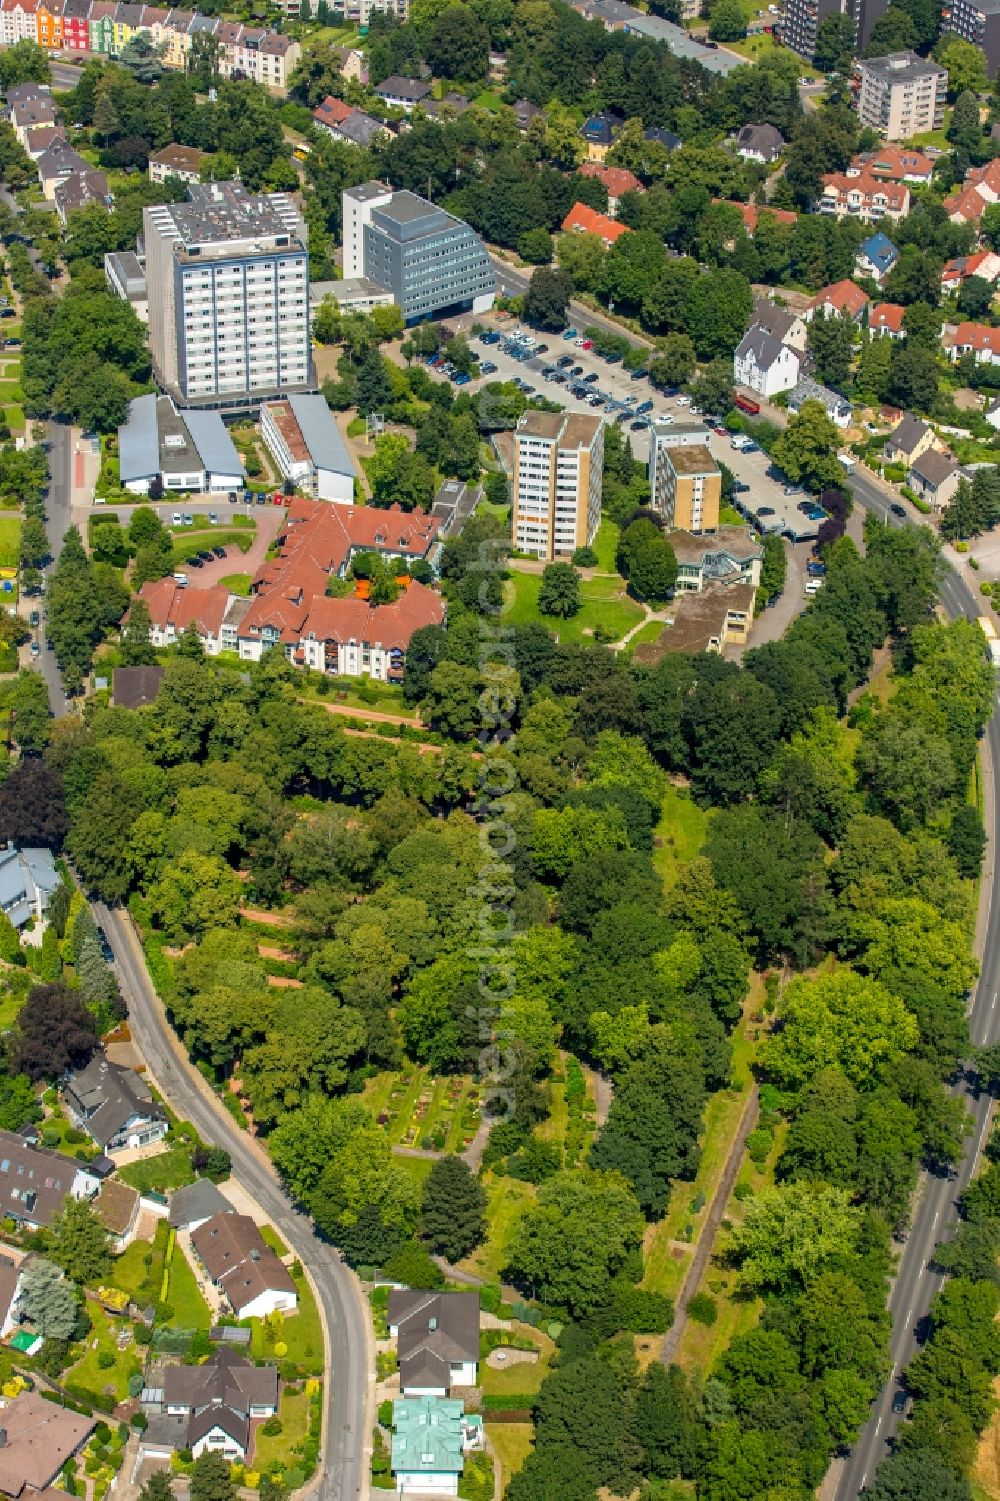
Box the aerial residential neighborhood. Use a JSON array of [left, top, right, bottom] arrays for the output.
[[0, 1, 1000, 1500]]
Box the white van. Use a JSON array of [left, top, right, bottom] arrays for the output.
[[173, 572, 189, 588], [804, 578, 824, 597]]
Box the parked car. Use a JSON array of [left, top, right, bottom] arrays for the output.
[[757, 506, 775, 517], [29, 639, 39, 658], [714, 425, 728, 437], [212, 545, 227, 559], [186, 555, 204, 568], [890, 502, 906, 518], [584, 372, 599, 384], [197, 550, 214, 562], [631, 367, 647, 381], [630, 418, 649, 431], [480, 361, 497, 375], [636, 400, 654, 414], [731, 480, 750, 493], [208, 511, 218, 525], [172, 511, 183, 526], [454, 372, 471, 385], [96, 926, 114, 963], [29, 610, 39, 627], [563, 328, 578, 340], [570, 365, 583, 376], [603, 352, 622, 364]]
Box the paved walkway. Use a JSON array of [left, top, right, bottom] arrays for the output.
[[659, 1083, 760, 1367]]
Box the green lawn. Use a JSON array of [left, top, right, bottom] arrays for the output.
[[251, 1264, 324, 1375], [507, 568, 644, 645], [119, 1143, 196, 1194], [719, 503, 745, 526], [723, 32, 820, 74], [4, 407, 25, 434], [253, 1387, 311, 1471], [591, 517, 620, 573], [299, 675, 417, 720], [260, 1224, 290, 1257], [487, 1425, 534, 1492], [219, 572, 251, 595], [170, 527, 255, 568], [473, 89, 504, 110], [0, 514, 20, 568], [0, 381, 23, 400], [67, 1302, 143, 1405], [459, 1176, 536, 1283], [480, 1324, 555, 1397], [165, 1234, 213, 1329], [652, 783, 709, 890], [624, 619, 666, 656]]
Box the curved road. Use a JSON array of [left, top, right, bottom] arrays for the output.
[[830, 470, 1000, 1497], [36, 422, 371, 1501], [95, 900, 372, 1501]]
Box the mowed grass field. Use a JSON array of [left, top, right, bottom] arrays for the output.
[[507, 567, 644, 645], [0, 513, 21, 568]]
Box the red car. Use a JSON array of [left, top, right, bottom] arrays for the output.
[[714, 425, 728, 437], [581, 339, 593, 350], [273, 493, 284, 505]]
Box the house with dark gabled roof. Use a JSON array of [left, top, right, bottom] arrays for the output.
[[388, 1290, 480, 1396], [733, 325, 800, 399], [734, 123, 784, 163], [169, 1178, 233, 1232], [191, 1213, 297, 1319], [141, 1347, 277, 1463], [62, 1055, 167, 1155], [908, 448, 960, 511], [373, 75, 431, 113], [885, 412, 934, 466]]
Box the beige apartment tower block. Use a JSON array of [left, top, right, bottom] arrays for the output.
[[512, 410, 604, 560], [856, 52, 947, 141], [655, 443, 721, 533]]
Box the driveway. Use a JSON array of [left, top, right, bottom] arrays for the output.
[[171, 503, 285, 589]]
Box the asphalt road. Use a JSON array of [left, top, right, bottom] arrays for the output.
[[830, 467, 1000, 1498], [35, 423, 372, 1500], [94, 900, 371, 1501]]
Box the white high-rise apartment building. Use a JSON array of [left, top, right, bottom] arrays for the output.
[[512, 410, 604, 561], [143, 181, 311, 404]]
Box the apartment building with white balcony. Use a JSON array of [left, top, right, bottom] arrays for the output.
[[856, 51, 947, 140], [512, 411, 604, 560], [143, 181, 311, 406]]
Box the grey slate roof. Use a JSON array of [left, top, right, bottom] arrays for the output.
[[910, 447, 959, 487], [789, 376, 851, 416], [736, 123, 785, 158], [337, 109, 388, 147], [63, 1056, 166, 1149], [735, 326, 787, 371], [0, 845, 57, 930], [752, 298, 799, 343], [169, 1177, 232, 1229], [374, 75, 431, 103], [887, 412, 930, 457], [389, 1290, 479, 1391]]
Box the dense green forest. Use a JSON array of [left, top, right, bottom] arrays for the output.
[[3, 512, 988, 1499]]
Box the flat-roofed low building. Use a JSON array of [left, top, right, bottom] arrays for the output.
[[512, 409, 604, 560], [666, 526, 764, 593], [118, 393, 245, 495], [309, 278, 395, 318], [633, 583, 757, 659], [259, 393, 357, 503], [104, 249, 148, 323], [651, 442, 720, 533]]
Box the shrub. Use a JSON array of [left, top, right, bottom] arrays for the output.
[[747, 1127, 773, 1167], [733, 1182, 753, 1202], [687, 1292, 718, 1326], [262, 1418, 282, 1437], [97, 1352, 115, 1370], [572, 545, 598, 567], [982, 581, 994, 596], [377, 1400, 393, 1429]]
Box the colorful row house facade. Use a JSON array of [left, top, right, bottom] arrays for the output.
[[0, 0, 300, 88]]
